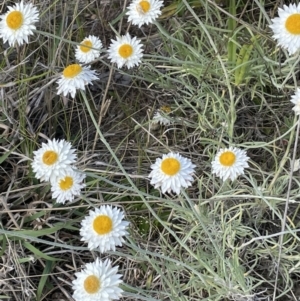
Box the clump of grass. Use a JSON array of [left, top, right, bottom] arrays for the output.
[[1, 0, 300, 300]]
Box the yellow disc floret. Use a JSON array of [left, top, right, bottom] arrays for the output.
[[6, 11, 23, 30], [161, 158, 181, 176], [160, 106, 171, 113], [219, 151, 236, 166], [84, 275, 101, 294], [138, 1, 151, 13], [118, 44, 133, 59], [63, 64, 82, 78], [42, 150, 58, 166], [59, 176, 73, 191], [80, 40, 93, 53], [285, 14, 300, 35], [93, 215, 113, 235]]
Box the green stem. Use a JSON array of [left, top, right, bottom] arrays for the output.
[[227, 0, 237, 65]]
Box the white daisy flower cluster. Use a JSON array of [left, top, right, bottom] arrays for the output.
[[56, 0, 164, 97], [56, 30, 144, 98], [72, 205, 129, 301], [0, 1, 164, 98], [31, 140, 128, 301], [32, 139, 129, 301], [31, 147, 129, 301], [149, 147, 250, 195], [106, 0, 164, 69], [56, 35, 102, 99], [31, 138, 86, 204]]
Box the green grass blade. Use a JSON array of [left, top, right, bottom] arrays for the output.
[[36, 260, 54, 301], [23, 241, 60, 261]]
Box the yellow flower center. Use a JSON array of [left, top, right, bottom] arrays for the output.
[[161, 158, 181, 176], [219, 151, 236, 166], [6, 11, 23, 30], [80, 40, 93, 53], [138, 1, 151, 13], [285, 13, 300, 35], [118, 44, 133, 59], [160, 106, 171, 113], [84, 275, 101, 294], [93, 215, 113, 235], [63, 64, 82, 78], [59, 176, 73, 191], [42, 150, 58, 166]]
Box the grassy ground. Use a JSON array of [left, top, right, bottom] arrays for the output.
[[1, 0, 300, 300]]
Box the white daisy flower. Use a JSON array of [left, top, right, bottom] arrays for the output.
[[56, 64, 98, 98], [290, 88, 300, 115], [270, 3, 300, 55], [0, 1, 39, 46], [211, 146, 249, 181], [126, 0, 163, 27], [72, 258, 123, 301], [51, 169, 86, 204], [149, 152, 196, 195], [31, 139, 77, 182], [75, 35, 103, 64], [107, 33, 143, 69], [152, 106, 172, 126], [80, 205, 129, 252]]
